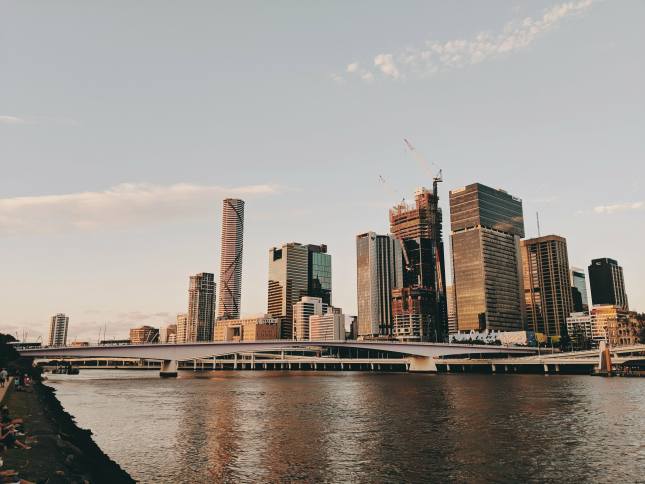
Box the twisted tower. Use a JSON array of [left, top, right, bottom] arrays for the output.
[[218, 198, 245, 320]]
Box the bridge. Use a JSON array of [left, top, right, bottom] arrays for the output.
[[18, 340, 536, 376]]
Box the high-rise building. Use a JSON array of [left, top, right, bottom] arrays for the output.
[[187, 272, 216, 342], [218, 199, 244, 320], [446, 284, 457, 334], [267, 243, 309, 339], [293, 296, 328, 341], [307, 244, 332, 305], [588, 258, 629, 310], [47, 313, 69, 347], [521, 235, 574, 339], [310, 309, 346, 341], [389, 187, 448, 341], [570, 267, 589, 312], [175, 313, 189, 343], [129, 325, 160, 344], [356, 232, 403, 338], [450, 183, 525, 332]]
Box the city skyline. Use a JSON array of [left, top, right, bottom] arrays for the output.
[[2, 1, 644, 340]]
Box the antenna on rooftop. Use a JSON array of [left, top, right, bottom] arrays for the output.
[[536, 212, 541, 237]]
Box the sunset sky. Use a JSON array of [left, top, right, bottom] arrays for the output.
[[1, 0, 643, 341]]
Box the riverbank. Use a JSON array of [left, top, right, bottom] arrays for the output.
[[1, 380, 134, 484]]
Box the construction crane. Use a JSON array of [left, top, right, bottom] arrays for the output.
[[402, 138, 446, 307]]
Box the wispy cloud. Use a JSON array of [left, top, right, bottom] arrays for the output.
[[593, 201, 643, 215], [335, 0, 594, 83], [0, 182, 283, 235], [0, 115, 27, 125]]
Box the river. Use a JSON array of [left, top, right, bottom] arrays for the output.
[[46, 370, 645, 483]]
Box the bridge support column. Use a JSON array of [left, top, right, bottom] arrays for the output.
[[160, 360, 178, 378], [234, 354, 238, 370], [408, 356, 437, 373], [543, 364, 549, 374], [491, 364, 497, 373]]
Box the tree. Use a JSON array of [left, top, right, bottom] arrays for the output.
[[0, 333, 19, 367]]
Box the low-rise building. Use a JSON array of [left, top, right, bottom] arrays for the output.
[[293, 296, 328, 341], [310, 309, 346, 341], [69, 341, 89, 347], [566, 305, 640, 347], [215, 315, 279, 342], [129, 325, 160, 344]]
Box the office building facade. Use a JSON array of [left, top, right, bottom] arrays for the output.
[[293, 296, 328, 341], [310, 310, 346, 341], [521, 235, 574, 339], [129, 325, 160, 344], [356, 232, 403, 338], [188, 272, 216, 342], [218, 198, 245, 320], [215, 315, 279, 342], [268, 243, 309, 339], [450, 183, 525, 332], [446, 284, 457, 334], [570, 267, 589, 312], [588, 258, 629, 310], [175, 313, 189, 343], [307, 244, 332, 305], [47, 313, 69, 347]]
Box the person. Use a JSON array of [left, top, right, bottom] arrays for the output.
[[0, 408, 22, 427], [0, 424, 30, 451], [0, 369, 6, 388]]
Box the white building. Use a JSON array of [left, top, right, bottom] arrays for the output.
[[293, 296, 328, 341], [48, 313, 69, 347], [310, 310, 346, 341]]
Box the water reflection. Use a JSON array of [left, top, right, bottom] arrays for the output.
[[48, 371, 645, 483]]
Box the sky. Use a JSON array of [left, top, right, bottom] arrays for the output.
[[1, 0, 643, 342]]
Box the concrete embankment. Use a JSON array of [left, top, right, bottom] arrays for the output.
[[2, 380, 134, 484]]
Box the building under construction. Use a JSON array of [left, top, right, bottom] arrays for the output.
[[389, 186, 448, 341]]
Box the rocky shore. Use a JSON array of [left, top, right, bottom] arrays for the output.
[[2, 381, 134, 484]]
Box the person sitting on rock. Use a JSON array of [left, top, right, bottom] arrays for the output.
[[0, 425, 30, 451]]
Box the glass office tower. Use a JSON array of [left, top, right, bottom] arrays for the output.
[[450, 183, 525, 332], [588, 258, 629, 310]]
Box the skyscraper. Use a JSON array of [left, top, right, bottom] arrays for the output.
[[218, 198, 244, 320], [356, 232, 403, 338], [389, 186, 448, 341], [588, 258, 629, 310], [267, 243, 309, 339], [521, 235, 574, 338], [307, 244, 332, 305], [187, 272, 216, 342], [570, 267, 589, 312], [450, 183, 525, 332], [267, 242, 332, 339], [48, 313, 69, 347]]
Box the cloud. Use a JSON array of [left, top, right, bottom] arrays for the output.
[[593, 201, 643, 215], [0, 115, 27, 125], [0, 182, 283, 235], [344, 0, 594, 82]]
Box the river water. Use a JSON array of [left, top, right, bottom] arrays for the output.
[[46, 370, 644, 483]]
